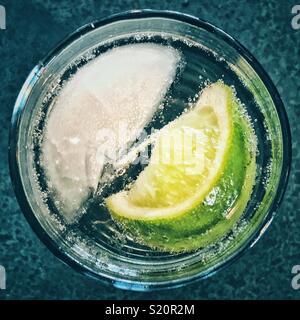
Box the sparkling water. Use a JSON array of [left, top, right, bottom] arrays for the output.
[[32, 33, 264, 257]]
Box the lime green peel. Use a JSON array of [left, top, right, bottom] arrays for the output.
[[106, 82, 257, 252]]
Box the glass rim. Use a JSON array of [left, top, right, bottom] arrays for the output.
[[9, 9, 292, 291]]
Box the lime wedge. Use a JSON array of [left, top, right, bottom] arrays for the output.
[[106, 83, 256, 252]]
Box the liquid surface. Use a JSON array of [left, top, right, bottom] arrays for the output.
[[35, 33, 260, 254]]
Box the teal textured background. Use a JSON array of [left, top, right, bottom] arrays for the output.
[[0, 0, 299, 299]]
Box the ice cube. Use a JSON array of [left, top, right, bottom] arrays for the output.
[[42, 43, 180, 223]]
